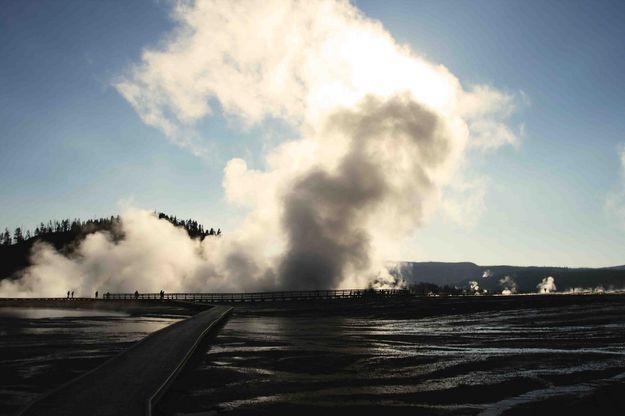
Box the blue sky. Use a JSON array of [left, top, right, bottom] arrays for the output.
[[1, 0, 625, 267]]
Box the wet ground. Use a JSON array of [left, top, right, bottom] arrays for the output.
[[156, 295, 625, 416], [0, 307, 184, 415]]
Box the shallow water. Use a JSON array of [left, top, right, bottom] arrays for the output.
[[0, 307, 182, 414], [0, 307, 129, 319], [157, 300, 625, 416]]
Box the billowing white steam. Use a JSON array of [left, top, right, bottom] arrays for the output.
[[0, 210, 223, 297], [537, 276, 557, 293], [499, 275, 517, 294], [482, 269, 492, 279], [469, 280, 480, 293], [565, 286, 612, 294], [0, 0, 518, 297]]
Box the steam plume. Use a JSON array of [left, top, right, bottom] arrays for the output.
[[537, 276, 557, 293], [1, 0, 518, 296], [499, 275, 517, 295], [278, 95, 454, 289], [566, 286, 606, 294]]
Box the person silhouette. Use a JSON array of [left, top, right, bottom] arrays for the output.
[[71, 291, 74, 299], [67, 291, 70, 299], [159, 290, 164, 300], [95, 291, 98, 299], [134, 290, 139, 300]]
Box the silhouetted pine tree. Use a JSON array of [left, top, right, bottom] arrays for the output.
[[1, 228, 11, 246], [13, 227, 24, 244]]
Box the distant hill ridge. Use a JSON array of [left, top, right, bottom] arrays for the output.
[[391, 261, 625, 293], [603, 264, 625, 271]]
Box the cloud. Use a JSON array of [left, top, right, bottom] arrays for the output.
[[114, 0, 518, 152], [458, 85, 522, 151], [467, 119, 521, 151], [459, 85, 516, 119], [2, 0, 522, 296]]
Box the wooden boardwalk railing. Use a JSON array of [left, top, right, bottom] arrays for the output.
[[101, 289, 410, 303]]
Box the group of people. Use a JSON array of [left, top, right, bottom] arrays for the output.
[[65, 290, 167, 300], [132, 290, 166, 299]]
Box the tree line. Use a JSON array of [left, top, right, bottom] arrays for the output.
[[157, 212, 220, 239], [1, 212, 220, 246]]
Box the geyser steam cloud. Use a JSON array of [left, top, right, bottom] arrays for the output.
[[1, 0, 519, 296], [499, 275, 517, 294], [537, 276, 557, 293], [279, 95, 454, 289]]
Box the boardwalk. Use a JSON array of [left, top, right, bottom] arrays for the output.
[[0, 289, 411, 306], [19, 305, 232, 416], [104, 288, 410, 303]]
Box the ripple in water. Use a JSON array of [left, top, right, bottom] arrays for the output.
[[156, 300, 625, 415]]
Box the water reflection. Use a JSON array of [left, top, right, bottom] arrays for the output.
[[157, 301, 625, 416], [0, 308, 182, 414], [0, 307, 128, 319]]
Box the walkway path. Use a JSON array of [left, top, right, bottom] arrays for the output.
[[19, 305, 232, 416]]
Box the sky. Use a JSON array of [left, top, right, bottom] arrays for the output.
[[1, 0, 625, 268]]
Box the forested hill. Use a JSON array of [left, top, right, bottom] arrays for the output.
[[0, 213, 220, 279]]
